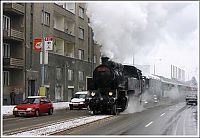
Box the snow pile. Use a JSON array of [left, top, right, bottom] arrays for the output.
[[11, 115, 110, 136], [3, 102, 69, 116], [3, 105, 15, 116], [53, 102, 69, 110]]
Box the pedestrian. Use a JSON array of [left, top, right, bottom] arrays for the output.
[[10, 90, 16, 105]]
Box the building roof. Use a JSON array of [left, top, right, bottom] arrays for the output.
[[75, 91, 88, 94], [27, 96, 46, 98]]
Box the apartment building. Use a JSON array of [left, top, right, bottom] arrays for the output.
[[3, 3, 25, 105], [3, 2, 101, 105]]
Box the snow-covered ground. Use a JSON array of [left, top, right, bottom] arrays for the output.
[[11, 115, 111, 136], [2, 102, 112, 136], [2, 102, 69, 116]]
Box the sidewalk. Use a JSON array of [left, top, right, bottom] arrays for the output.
[[2, 102, 69, 117]]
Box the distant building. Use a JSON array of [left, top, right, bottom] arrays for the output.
[[134, 64, 150, 76], [171, 65, 185, 82], [3, 2, 101, 105]]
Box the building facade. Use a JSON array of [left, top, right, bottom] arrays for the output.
[[3, 2, 101, 105], [3, 3, 25, 105]]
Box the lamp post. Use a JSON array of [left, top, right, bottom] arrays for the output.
[[153, 58, 162, 75], [41, 3, 45, 87]]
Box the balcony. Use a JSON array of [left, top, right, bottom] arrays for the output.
[[3, 57, 24, 69], [54, 3, 75, 20], [53, 28, 75, 43], [3, 28, 24, 41], [3, 3, 25, 15]]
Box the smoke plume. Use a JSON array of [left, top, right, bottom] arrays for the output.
[[86, 2, 198, 79]]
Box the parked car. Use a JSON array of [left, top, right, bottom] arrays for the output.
[[13, 96, 54, 117], [185, 94, 197, 105], [69, 91, 89, 110]]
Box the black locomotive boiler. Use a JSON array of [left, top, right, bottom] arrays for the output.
[[87, 57, 144, 115]]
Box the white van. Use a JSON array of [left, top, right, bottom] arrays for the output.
[[69, 91, 89, 110]]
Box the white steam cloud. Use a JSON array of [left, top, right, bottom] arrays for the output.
[[164, 86, 180, 101], [86, 2, 198, 79], [122, 96, 144, 114]]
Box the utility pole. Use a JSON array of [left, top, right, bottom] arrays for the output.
[[41, 3, 45, 87], [153, 58, 162, 75]]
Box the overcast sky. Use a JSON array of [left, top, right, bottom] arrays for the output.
[[86, 2, 199, 81]]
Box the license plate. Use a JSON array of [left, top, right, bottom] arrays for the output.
[[19, 112, 26, 115], [73, 104, 78, 106]]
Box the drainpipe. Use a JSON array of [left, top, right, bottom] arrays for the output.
[[24, 3, 27, 100]]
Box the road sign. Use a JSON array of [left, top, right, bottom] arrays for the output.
[[45, 41, 53, 50], [33, 37, 42, 52], [45, 37, 53, 50]]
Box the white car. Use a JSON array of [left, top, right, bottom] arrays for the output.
[[69, 91, 89, 110]]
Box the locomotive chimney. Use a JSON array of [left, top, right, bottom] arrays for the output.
[[101, 56, 109, 64]]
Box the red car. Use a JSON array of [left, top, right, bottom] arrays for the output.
[[13, 96, 54, 117]]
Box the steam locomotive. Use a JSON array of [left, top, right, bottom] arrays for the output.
[[87, 57, 146, 115]]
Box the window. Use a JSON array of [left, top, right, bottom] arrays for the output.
[[55, 2, 66, 8], [56, 67, 62, 80], [3, 15, 10, 31], [94, 55, 96, 63], [79, 27, 84, 39], [79, 7, 84, 18], [3, 71, 9, 86], [68, 69, 74, 81], [3, 43, 10, 58], [78, 49, 84, 60], [78, 71, 84, 81], [66, 3, 75, 14], [42, 11, 50, 26], [55, 3, 75, 14]]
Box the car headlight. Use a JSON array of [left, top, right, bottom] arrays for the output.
[[80, 102, 84, 104], [91, 92, 95, 96], [108, 92, 113, 96], [13, 107, 18, 111], [26, 108, 33, 111]]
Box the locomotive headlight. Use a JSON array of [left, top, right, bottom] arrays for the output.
[[91, 92, 95, 97], [108, 92, 113, 96]]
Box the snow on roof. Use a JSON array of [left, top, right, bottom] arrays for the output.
[[27, 96, 46, 98], [147, 74, 161, 80], [75, 91, 88, 94]]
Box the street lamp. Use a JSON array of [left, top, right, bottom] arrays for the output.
[[153, 58, 162, 75]]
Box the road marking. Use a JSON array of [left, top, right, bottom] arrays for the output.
[[183, 110, 187, 135], [145, 121, 153, 127], [160, 113, 165, 117], [174, 114, 181, 135]]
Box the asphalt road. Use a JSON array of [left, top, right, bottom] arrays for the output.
[[3, 101, 197, 136], [62, 102, 197, 135], [3, 108, 88, 135]]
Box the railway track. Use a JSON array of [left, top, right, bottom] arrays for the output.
[[4, 115, 113, 136]]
